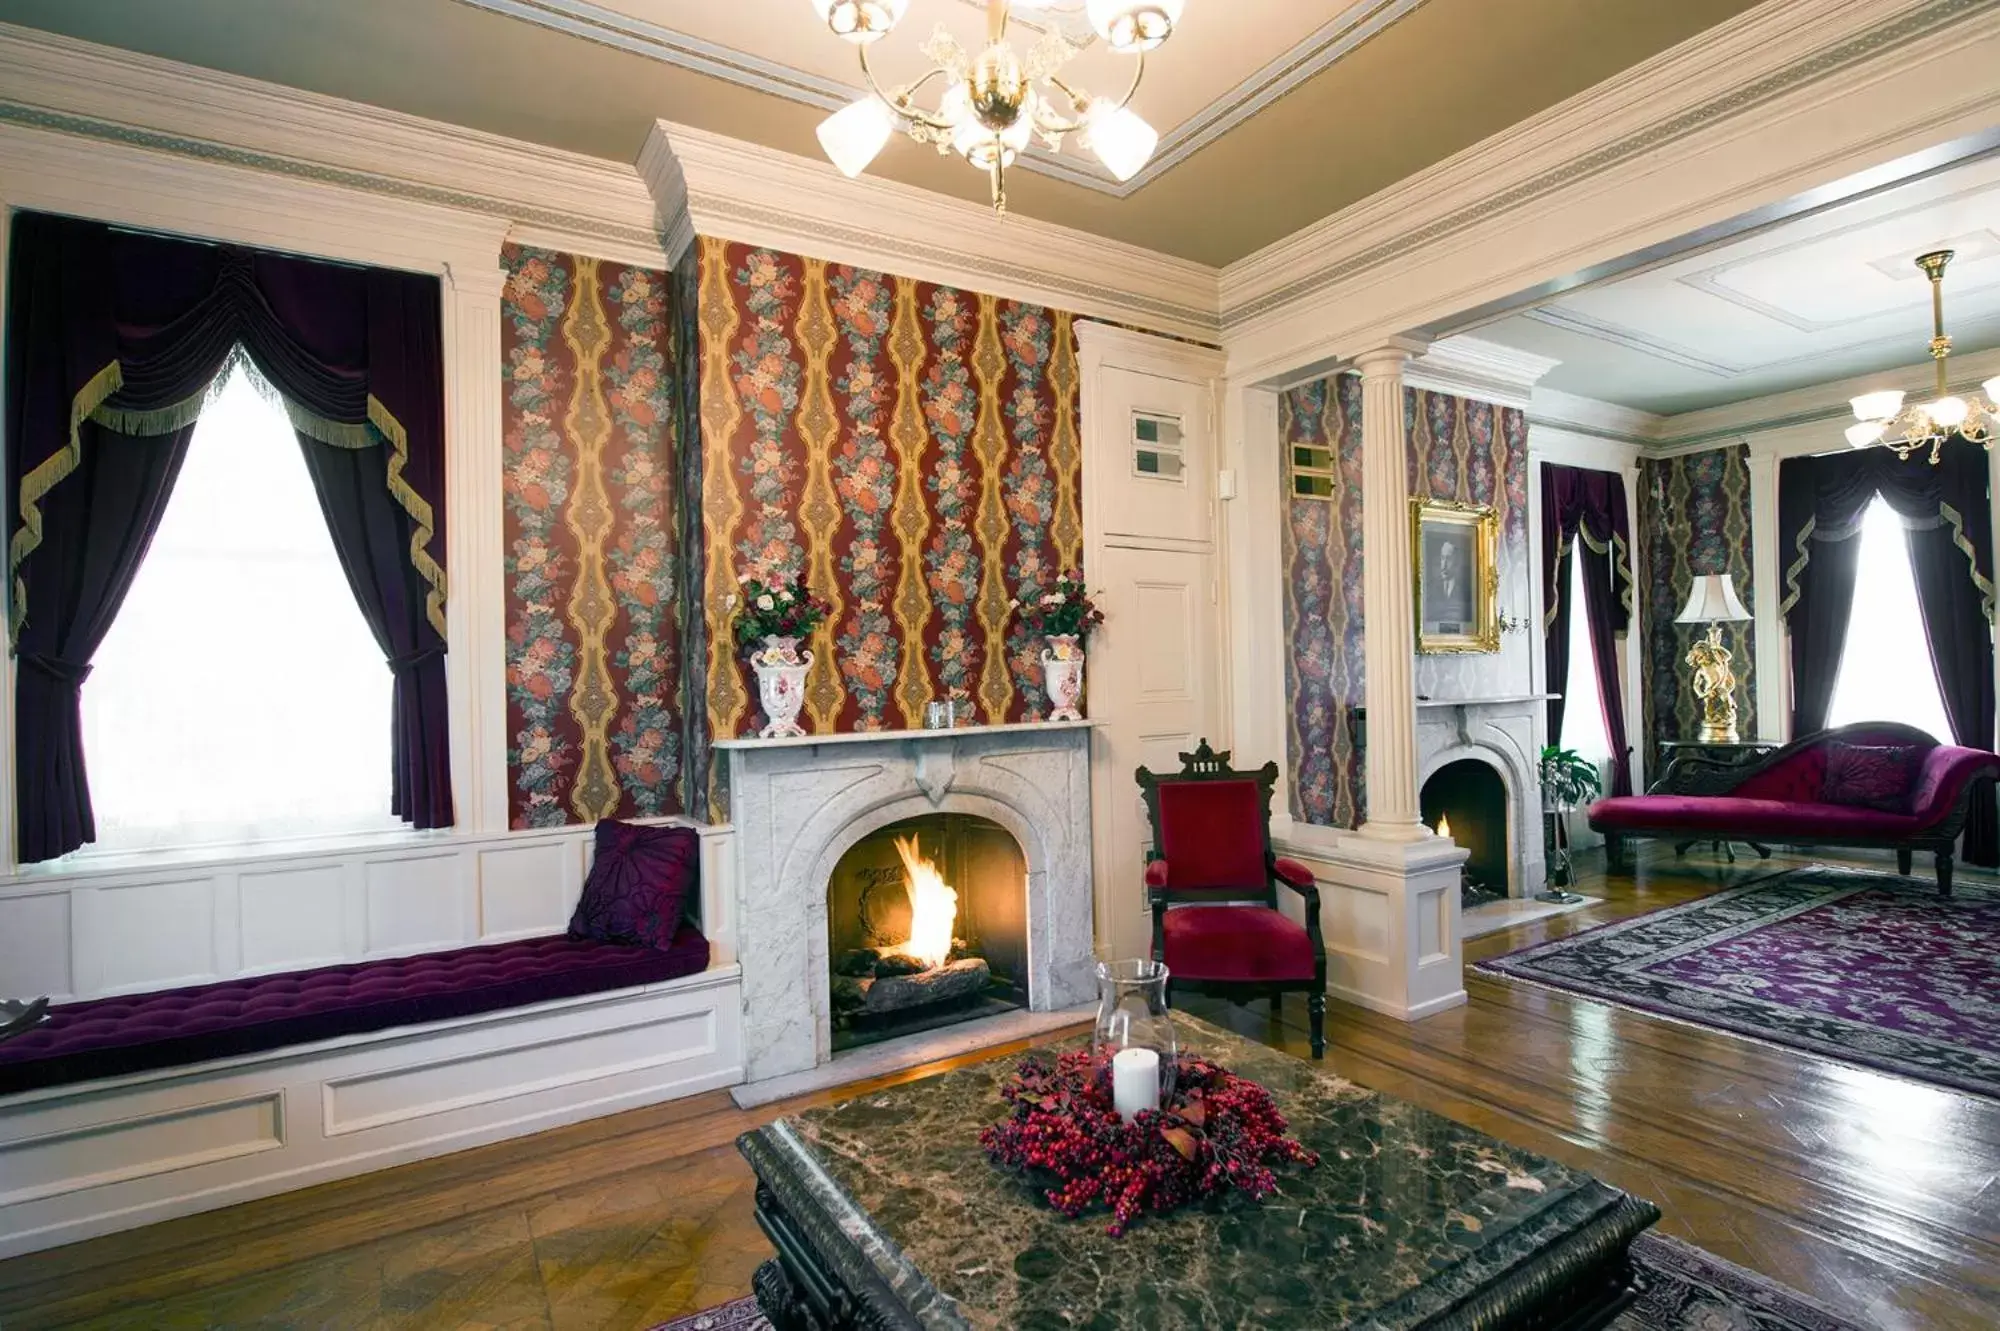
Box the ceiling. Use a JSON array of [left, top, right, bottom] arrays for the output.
[[0, 0, 1763, 266], [1472, 152, 2000, 416]]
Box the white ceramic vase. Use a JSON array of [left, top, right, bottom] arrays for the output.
[[752, 635, 812, 739], [1040, 633, 1085, 722]]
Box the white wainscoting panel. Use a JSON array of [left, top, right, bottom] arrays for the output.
[[0, 1092, 285, 1208], [476, 838, 582, 942], [74, 877, 218, 998], [238, 864, 347, 975], [0, 820, 736, 1004], [0, 893, 70, 1002], [363, 853, 468, 958]]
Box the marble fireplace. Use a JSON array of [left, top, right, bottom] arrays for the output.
[[717, 722, 1099, 1087], [1414, 696, 1550, 898]]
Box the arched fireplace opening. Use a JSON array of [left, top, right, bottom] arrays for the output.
[[825, 813, 1029, 1052], [1421, 758, 1510, 903]]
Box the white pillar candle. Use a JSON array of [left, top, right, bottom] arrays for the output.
[[1110, 1046, 1161, 1122]]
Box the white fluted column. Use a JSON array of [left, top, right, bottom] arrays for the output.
[[1356, 342, 1430, 842], [442, 258, 510, 834]]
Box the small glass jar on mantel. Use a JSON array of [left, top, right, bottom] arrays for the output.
[[1092, 958, 1179, 1122]]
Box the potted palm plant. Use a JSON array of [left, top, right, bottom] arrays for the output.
[[1538, 744, 1602, 901]]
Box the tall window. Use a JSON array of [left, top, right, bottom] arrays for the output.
[[1562, 551, 1613, 767], [78, 362, 396, 853], [1827, 496, 1953, 740]]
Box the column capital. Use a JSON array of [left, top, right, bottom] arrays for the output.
[[1352, 337, 1433, 379]]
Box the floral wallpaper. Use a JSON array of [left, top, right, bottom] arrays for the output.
[[500, 243, 691, 828], [1638, 446, 1757, 767], [1281, 378, 1531, 828], [695, 238, 1083, 797]]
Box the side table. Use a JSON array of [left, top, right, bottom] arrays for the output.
[[1651, 739, 1780, 861]]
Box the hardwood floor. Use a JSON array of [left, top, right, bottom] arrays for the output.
[[2, 845, 1995, 1328]]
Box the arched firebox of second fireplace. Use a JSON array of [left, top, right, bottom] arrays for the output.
[[1420, 756, 1514, 904]]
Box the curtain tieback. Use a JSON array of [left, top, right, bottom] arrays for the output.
[[389, 645, 446, 673], [18, 652, 92, 686]]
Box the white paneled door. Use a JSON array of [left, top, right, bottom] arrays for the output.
[[1084, 355, 1223, 962]]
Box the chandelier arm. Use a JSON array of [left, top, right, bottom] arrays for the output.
[[1108, 50, 1147, 112], [857, 44, 959, 132], [1040, 50, 1147, 133]]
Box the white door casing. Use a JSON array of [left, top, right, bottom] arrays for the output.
[[1076, 324, 1228, 963]]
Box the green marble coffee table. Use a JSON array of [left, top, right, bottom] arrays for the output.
[[739, 1016, 1658, 1329]]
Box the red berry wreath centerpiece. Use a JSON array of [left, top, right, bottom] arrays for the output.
[[980, 1050, 1319, 1236]]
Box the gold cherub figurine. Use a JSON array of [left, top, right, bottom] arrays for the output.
[[1686, 626, 1739, 744]]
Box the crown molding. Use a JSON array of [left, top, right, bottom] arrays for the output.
[[0, 22, 672, 270], [642, 120, 1222, 341], [450, 0, 1427, 198], [1402, 335, 1561, 410], [1218, 0, 2000, 378], [1526, 387, 1666, 446]]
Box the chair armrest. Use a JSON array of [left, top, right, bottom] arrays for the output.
[[1269, 857, 1323, 953], [1272, 857, 1315, 891], [1144, 859, 1171, 890]]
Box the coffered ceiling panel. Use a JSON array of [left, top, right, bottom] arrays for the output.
[[1476, 154, 2000, 415], [0, 0, 1763, 265]]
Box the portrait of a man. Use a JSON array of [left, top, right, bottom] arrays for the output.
[[1413, 499, 1499, 653], [1422, 530, 1475, 630]]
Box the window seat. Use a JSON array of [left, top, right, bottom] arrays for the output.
[[0, 927, 710, 1096]]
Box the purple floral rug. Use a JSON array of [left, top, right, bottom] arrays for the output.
[[1477, 866, 2000, 1098], [647, 1234, 1865, 1329]]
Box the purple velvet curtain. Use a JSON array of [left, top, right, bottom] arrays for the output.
[[4, 211, 451, 862], [1541, 463, 1635, 795], [1778, 439, 1995, 865]]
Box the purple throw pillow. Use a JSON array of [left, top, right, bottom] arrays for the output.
[[1820, 743, 1920, 813], [568, 820, 700, 949]]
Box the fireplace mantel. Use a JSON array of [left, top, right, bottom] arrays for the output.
[[713, 719, 1096, 751]]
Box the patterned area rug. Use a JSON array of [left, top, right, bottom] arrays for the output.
[[647, 1233, 1864, 1329], [1477, 866, 1999, 1099]]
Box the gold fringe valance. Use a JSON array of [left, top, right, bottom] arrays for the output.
[[366, 394, 449, 641], [9, 359, 123, 643], [8, 354, 448, 645], [1939, 501, 1997, 625], [1543, 521, 1636, 632]]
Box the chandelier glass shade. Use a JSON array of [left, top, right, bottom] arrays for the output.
[[808, 0, 1182, 211], [1846, 250, 1999, 463]]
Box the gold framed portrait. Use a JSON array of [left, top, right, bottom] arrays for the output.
[[1411, 498, 1499, 654]]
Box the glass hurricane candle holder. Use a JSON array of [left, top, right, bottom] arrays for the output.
[[1092, 958, 1178, 1122]]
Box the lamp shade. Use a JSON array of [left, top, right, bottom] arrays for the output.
[[1083, 101, 1158, 181], [1844, 419, 1884, 449], [817, 96, 897, 177], [1850, 389, 1905, 422], [1674, 573, 1751, 625]]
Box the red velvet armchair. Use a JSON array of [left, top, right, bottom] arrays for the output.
[[1136, 740, 1328, 1058]]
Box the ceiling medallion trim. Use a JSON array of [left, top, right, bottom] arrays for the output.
[[1221, 0, 1997, 333], [445, 0, 1427, 197]]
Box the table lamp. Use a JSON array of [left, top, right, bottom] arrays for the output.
[[1675, 573, 1752, 743]]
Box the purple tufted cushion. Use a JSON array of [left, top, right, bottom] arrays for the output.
[[1820, 743, 1920, 812], [568, 820, 700, 949], [0, 928, 708, 1096]]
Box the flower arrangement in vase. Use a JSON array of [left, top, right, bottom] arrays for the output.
[[734, 571, 832, 739], [1013, 570, 1103, 722]]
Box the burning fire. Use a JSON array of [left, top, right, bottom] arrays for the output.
[[1436, 813, 1452, 840], [889, 835, 960, 969]]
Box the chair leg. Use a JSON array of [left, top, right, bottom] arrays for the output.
[[1936, 851, 1955, 898], [1307, 993, 1326, 1060], [1897, 847, 1913, 876]]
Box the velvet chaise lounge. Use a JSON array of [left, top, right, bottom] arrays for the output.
[[1588, 723, 2000, 895]]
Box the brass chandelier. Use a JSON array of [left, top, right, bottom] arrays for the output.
[[1846, 249, 2000, 463], [808, 0, 1183, 212]]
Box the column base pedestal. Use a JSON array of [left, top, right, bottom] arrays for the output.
[[1281, 832, 1468, 1022]]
